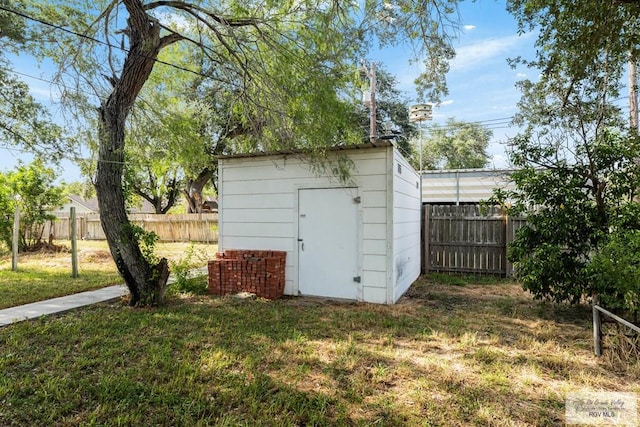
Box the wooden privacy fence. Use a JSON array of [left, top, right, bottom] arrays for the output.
[[46, 213, 219, 243], [423, 204, 527, 276]]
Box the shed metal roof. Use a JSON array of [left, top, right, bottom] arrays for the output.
[[216, 140, 394, 160]]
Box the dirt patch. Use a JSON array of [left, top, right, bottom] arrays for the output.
[[22, 241, 69, 253], [80, 250, 114, 263]]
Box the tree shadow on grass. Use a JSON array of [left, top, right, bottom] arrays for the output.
[[0, 278, 627, 426]]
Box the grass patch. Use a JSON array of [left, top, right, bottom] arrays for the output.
[[0, 275, 637, 426], [0, 241, 217, 309], [427, 272, 510, 287], [0, 268, 122, 310]]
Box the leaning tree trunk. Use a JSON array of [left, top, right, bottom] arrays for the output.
[[95, 1, 177, 306], [184, 168, 213, 213]]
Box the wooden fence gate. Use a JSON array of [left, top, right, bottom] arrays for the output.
[[423, 205, 526, 276]]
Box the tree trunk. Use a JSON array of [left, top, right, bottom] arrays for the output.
[[95, 1, 176, 306], [184, 168, 213, 213]]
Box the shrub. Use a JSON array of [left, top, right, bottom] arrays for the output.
[[588, 203, 640, 315], [169, 244, 208, 295]]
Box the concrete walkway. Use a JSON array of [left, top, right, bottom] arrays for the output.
[[0, 285, 129, 327], [0, 267, 209, 327]]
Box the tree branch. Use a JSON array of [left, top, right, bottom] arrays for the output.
[[159, 31, 184, 49], [143, 1, 261, 27]]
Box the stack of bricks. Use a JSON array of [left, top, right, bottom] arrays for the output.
[[208, 250, 287, 299]]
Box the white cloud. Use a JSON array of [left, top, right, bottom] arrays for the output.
[[450, 33, 533, 72], [439, 100, 454, 106], [516, 72, 527, 78], [463, 25, 476, 31], [488, 153, 509, 169], [28, 85, 59, 103]]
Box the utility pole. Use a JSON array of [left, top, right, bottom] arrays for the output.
[[629, 52, 638, 131], [362, 60, 377, 142], [409, 104, 433, 172]]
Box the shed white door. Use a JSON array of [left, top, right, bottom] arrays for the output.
[[298, 188, 359, 299]]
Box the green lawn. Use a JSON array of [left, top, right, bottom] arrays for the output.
[[0, 241, 217, 309], [0, 276, 637, 426]]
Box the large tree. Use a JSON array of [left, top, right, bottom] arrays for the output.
[[13, 0, 460, 306], [507, 0, 640, 114], [124, 77, 203, 214], [420, 118, 491, 170], [500, 0, 640, 311]]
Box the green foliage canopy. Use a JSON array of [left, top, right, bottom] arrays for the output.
[[421, 118, 491, 170], [0, 0, 70, 161], [500, 0, 640, 313]]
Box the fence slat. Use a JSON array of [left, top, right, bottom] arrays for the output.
[[45, 213, 219, 243], [424, 204, 525, 276]]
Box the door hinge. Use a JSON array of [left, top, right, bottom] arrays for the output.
[[353, 196, 361, 204], [353, 276, 361, 283]]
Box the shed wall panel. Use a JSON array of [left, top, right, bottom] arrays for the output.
[[363, 254, 387, 272], [362, 190, 387, 208], [392, 150, 421, 302], [222, 193, 294, 209], [222, 208, 292, 223], [363, 270, 387, 288], [363, 286, 387, 304], [363, 223, 387, 240], [363, 239, 387, 255], [363, 207, 387, 224]]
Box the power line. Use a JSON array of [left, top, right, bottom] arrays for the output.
[[0, 65, 99, 100], [0, 5, 212, 81]]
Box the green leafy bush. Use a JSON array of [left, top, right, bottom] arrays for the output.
[[494, 120, 640, 313], [169, 244, 208, 295], [128, 224, 160, 265], [0, 160, 64, 251], [588, 204, 640, 315]]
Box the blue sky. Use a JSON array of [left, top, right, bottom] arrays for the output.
[[374, 0, 535, 169], [1, 0, 535, 181]]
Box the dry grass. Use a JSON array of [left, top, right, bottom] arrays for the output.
[[0, 273, 637, 426]]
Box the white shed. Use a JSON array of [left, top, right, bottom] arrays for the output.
[[217, 141, 422, 304]]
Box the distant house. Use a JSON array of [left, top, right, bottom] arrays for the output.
[[54, 195, 99, 215], [52, 195, 155, 216]]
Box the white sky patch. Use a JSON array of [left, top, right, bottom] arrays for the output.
[[450, 33, 533, 72], [488, 152, 509, 169], [516, 72, 527, 78], [29, 86, 59, 102], [439, 100, 454, 106], [152, 10, 191, 32], [463, 25, 476, 31]]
